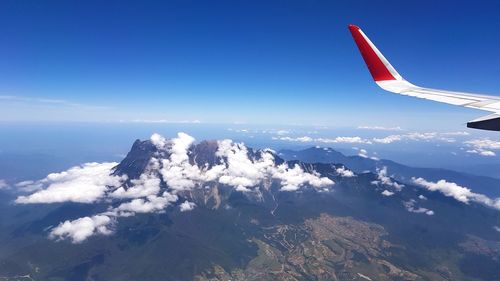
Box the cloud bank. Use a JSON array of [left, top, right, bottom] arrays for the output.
[[15, 162, 126, 204], [412, 177, 500, 210], [464, 138, 500, 156], [15, 132, 334, 243]]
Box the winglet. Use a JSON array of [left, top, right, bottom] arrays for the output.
[[348, 24, 403, 82]]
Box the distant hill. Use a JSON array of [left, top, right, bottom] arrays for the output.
[[279, 147, 500, 197]]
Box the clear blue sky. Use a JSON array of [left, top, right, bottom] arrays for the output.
[[1, 0, 500, 129]]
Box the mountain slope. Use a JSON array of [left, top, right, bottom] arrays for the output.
[[0, 135, 498, 281]]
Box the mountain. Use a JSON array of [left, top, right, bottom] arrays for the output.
[[279, 147, 500, 197], [450, 163, 500, 180], [0, 137, 498, 281]]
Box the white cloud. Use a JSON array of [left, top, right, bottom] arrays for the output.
[[358, 125, 403, 131], [372, 131, 462, 144], [276, 130, 290, 136], [317, 137, 372, 144], [358, 149, 368, 158], [371, 167, 403, 191], [216, 139, 334, 192], [272, 164, 334, 192], [403, 200, 434, 215], [111, 173, 161, 199], [381, 190, 394, 196], [273, 136, 313, 142], [17, 132, 335, 242], [418, 195, 427, 200], [441, 131, 470, 136], [336, 166, 355, 177], [151, 133, 168, 149], [275, 131, 465, 146], [466, 149, 495, 156], [494, 226, 500, 233], [274, 136, 372, 144], [179, 200, 196, 212], [130, 119, 201, 124], [216, 139, 275, 191], [464, 138, 500, 157], [15, 162, 125, 204], [116, 193, 177, 214], [0, 180, 8, 190], [49, 215, 114, 243], [412, 177, 500, 210], [159, 132, 224, 191], [465, 138, 500, 149], [372, 135, 403, 144], [15, 180, 44, 192]]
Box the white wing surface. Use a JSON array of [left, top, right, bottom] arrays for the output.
[[348, 24, 500, 131]]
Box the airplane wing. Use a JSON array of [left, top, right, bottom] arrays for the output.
[[348, 24, 500, 131]]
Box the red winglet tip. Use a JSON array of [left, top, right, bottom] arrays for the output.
[[348, 24, 360, 31], [348, 24, 397, 81]]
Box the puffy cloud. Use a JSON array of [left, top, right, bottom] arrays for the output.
[[272, 164, 334, 192], [158, 133, 334, 194], [464, 138, 500, 157], [336, 166, 355, 177], [49, 215, 114, 243], [216, 139, 274, 191], [50, 191, 179, 243], [418, 195, 427, 200], [159, 132, 211, 191], [17, 132, 335, 242], [403, 200, 434, 215], [465, 138, 500, 150], [111, 172, 161, 199], [179, 200, 196, 212], [358, 149, 368, 158], [216, 140, 333, 192], [381, 190, 394, 196], [15, 162, 125, 204], [412, 177, 474, 204], [371, 167, 403, 191], [116, 193, 177, 214], [463, 138, 500, 156], [494, 226, 500, 233], [466, 149, 495, 156], [150, 133, 168, 149], [412, 177, 500, 210]]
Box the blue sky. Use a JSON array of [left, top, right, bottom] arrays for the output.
[[1, 0, 500, 129]]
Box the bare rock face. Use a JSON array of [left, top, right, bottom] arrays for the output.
[[112, 139, 158, 180]]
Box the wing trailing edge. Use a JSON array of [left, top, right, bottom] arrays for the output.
[[348, 24, 500, 132]]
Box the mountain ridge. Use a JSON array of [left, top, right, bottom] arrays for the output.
[[0, 134, 498, 281], [279, 147, 500, 197]]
